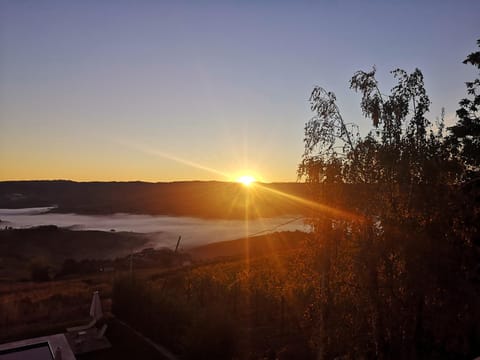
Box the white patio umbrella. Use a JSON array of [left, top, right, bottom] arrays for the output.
[[89, 290, 103, 321]]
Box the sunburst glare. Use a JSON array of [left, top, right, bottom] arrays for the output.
[[237, 175, 256, 186]]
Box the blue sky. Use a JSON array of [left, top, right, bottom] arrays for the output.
[[0, 0, 478, 181]]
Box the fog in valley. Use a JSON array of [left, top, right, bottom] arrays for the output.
[[0, 207, 307, 248]]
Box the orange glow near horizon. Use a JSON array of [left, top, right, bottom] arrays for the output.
[[7, 134, 363, 224], [82, 136, 363, 222]]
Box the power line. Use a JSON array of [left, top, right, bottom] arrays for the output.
[[247, 216, 305, 238]]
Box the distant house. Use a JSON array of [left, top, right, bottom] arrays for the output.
[[99, 266, 115, 273], [104, 266, 115, 272]]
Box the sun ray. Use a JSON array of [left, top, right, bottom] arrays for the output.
[[111, 138, 232, 179], [254, 183, 364, 222], [226, 190, 241, 217], [243, 179, 252, 353]]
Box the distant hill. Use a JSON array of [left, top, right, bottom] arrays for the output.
[[0, 225, 149, 263], [0, 225, 150, 280], [0, 180, 310, 219]]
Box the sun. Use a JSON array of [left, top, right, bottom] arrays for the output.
[[237, 175, 256, 186]]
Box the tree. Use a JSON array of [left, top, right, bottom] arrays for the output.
[[30, 261, 50, 282], [449, 39, 480, 179], [298, 64, 477, 358]]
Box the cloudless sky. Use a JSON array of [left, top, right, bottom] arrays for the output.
[[0, 0, 478, 182]]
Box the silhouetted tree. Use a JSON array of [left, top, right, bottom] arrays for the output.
[[449, 39, 480, 179], [299, 60, 478, 359], [30, 261, 50, 282]]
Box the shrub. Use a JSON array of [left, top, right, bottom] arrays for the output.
[[29, 262, 50, 282], [182, 305, 238, 360]]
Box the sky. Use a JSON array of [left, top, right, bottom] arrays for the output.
[[0, 0, 478, 182]]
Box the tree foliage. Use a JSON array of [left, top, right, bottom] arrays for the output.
[[298, 41, 480, 359], [449, 38, 480, 178]]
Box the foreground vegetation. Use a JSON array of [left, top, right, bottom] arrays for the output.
[[112, 248, 312, 359], [0, 232, 303, 348]]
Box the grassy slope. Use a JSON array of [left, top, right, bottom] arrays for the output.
[[189, 230, 308, 260]]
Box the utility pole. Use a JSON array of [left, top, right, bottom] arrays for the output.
[[129, 248, 134, 279], [174, 236, 182, 253]]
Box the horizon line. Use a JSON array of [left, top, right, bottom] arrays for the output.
[[0, 179, 300, 185]]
